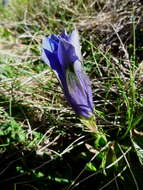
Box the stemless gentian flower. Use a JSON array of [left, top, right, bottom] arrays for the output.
[[42, 30, 94, 118]]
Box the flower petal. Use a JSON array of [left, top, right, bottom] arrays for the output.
[[58, 39, 78, 69], [69, 29, 82, 60], [42, 48, 51, 67], [42, 35, 60, 69], [42, 37, 54, 52], [41, 30, 94, 118], [42, 35, 59, 53], [43, 48, 64, 77], [60, 30, 69, 41], [50, 34, 59, 43], [65, 60, 93, 117]]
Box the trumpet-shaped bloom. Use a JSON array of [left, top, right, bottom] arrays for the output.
[[42, 30, 94, 118]]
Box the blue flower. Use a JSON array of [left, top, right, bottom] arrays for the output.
[[42, 30, 94, 118]]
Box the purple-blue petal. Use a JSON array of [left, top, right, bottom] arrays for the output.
[[58, 39, 78, 69], [43, 48, 63, 76], [42, 37, 56, 52], [60, 30, 69, 41], [42, 30, 94, 118], [69, 29, 82, 60], [62, 60, 93, 117], [50, 34, 60, 47]]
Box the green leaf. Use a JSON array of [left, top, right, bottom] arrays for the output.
[[94, 132, 107, 148], [36, 172, 44, 178], [131, 131, 143, 165], [132, 114, 143, 128], [48, 176, 70, 183], [85, 162, 97, 172]]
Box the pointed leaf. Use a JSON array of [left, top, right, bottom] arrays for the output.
[[131, 130, 143, 165]]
